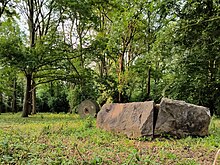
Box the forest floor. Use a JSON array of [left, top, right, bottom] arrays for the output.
[[0, 113, 219, 165]]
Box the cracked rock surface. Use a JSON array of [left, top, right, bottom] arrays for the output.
[[97, 98, 211, 138], [97, 101, 155, 138], [154, 98, 211, 138]]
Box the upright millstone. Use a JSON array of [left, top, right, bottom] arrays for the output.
[[97, 101, 155, 138], [154, 98, 211, 138], [77, 100, 100, 118]]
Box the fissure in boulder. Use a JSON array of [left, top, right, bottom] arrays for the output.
[[96, 98, 211, 138]]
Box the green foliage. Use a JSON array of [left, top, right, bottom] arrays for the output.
[[157, 0, 220, 115], [0, 20, 25, 69], [95, 75, 119, 105], [0, 0, 220, 116], [37, 82, 69, 113]]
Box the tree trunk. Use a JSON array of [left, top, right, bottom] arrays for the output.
[[76, 13, 84, 68], [22, 74, 32, 117], [146, 67, 151, 100], [32, 80, 36, 114], [5, 96, 11, 113], [79, 34, 84, 68], [145, 10, 152, 100], [12, 78, 17, 113], [23, 0, 34, 117], [0, 93, 2, 115], [50, 81, 54, 96], [118, 54, 124, 103], [100, 57, 106, 78], [29, 0, 35, 47], [0, 1, 9, 19]]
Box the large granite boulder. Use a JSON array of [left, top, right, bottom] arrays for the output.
[[97, 101, 155, 138], [155, 98, 211, 138]]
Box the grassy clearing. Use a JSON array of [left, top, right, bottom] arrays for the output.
[[0, 113, 219, 165]]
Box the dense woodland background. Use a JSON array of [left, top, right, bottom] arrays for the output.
[[0, 0, 219, 117]]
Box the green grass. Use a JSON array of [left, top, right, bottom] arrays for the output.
[[0, 113, 219, 165]]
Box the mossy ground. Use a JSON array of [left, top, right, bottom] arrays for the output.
[[0, 113, 219, 165]]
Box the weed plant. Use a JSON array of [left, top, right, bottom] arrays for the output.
[[0, 113, 219, 164]]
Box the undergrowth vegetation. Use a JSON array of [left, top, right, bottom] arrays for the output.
[[0, 113, 219, 165]]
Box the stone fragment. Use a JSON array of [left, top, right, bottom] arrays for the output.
[[154, 98, 211, 138], [97, 101, 155, 138]]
